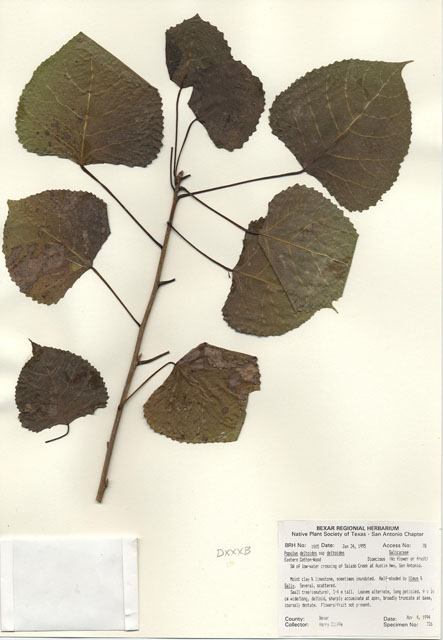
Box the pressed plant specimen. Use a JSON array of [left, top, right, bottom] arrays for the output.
[[3, 15, 412, 502]]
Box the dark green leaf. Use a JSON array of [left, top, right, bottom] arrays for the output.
[[166, 14, 231, 87], [3, 190, 109, 304], [188, 60, 265, 151], [144, 342, 260, 443], [16, 342, 108, 433], [16, 32, 163, 166], [269, 60, 412, 211], [223, 185, 358, 336]]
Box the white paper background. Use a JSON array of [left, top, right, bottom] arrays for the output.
[[0, 0, 440, 637], [0, 537, 138, 631]]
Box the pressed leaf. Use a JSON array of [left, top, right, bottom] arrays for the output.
[[223, 185, 358, 336], [16, 342, 108, 433], [143, 342, 260, 443], [3, 190, 109, 304], [166, 14, 232, 87], [269, 59, 412, 211], [16, 32, 163, 166], [166, 15, 264, 150], [222, 220, 316, 336], [259, 185, 358, 312], [188, 60, 265, 151]]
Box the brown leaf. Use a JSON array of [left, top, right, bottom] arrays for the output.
[[259, 185, 358, 312], [3, 190, 109, 304], [166, 14, 232, 87], [223, 185, 358, 336], [16, 342, 108, 433], [223, 220, 316, 336], [16, 32, 163, 166], [269, 60, 412, 211], [143, 343, 260, 443], [188, 60, 265, 151], [166, 15, 264, 150]]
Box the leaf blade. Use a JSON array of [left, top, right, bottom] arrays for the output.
[[259, 185, 358, 313], [223, 185, 358, 336], [3, 189, 109, 304], [166, 15, 265, 150], [16, 32, 163, 167], [166, 14, 232, 87], [16, 342, 108, 432], [223, 220, 316, 336], [188, 59, 265, 151], [144, 343, 260, 443], [269, 59, 412, 210]]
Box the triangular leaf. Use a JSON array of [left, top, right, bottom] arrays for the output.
[[166, 14, 232, 87], [16, 32, 163, 166], [16, 342, 108, 432], [223, 185, 358, 336], [188, 60, 265, 151], [3, 190, 109, 304], [269, 60, 412, 211], [144, 342, 260, 443]]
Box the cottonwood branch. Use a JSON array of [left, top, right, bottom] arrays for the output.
[[96, 174, 184, 503]]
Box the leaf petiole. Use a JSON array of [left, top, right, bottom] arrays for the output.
[[179, 186, 256, 234], [45, 423, 70, 443], [80, 165, 162, 249], [90, 267, 140, 326], [179, 167, 306, 198], [168, 222, 232, 273], [125, 361, 175, 405], [175, 118, 198, 173]]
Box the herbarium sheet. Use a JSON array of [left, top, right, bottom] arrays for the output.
[[0, 0, 440, 637]]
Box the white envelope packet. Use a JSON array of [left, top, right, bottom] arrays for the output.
[[0, 537, 138, 631]]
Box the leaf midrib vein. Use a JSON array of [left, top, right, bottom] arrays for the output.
[[80, 58, 94, 164], [306, 63, 404, 170], [260, 230, 348, 264]]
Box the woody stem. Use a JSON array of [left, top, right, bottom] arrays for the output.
[[96, 175, 183, 503]]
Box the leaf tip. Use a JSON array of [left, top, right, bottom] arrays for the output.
[[29, 340, 42, 355]]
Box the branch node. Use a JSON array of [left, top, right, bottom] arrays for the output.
[[158, 278, 176, 287], [138, 350, 170, 365]]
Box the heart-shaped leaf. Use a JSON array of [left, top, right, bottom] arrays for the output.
[[269, 60, 412, 211], [166, 14, 232, 87], [16, 32, 163, 167], [223, 185, 358, 336], [3, 190, 109, 304], [144, 342, 260, 443], [16, 342, 108, 433], [188, 60, 265, 151]]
